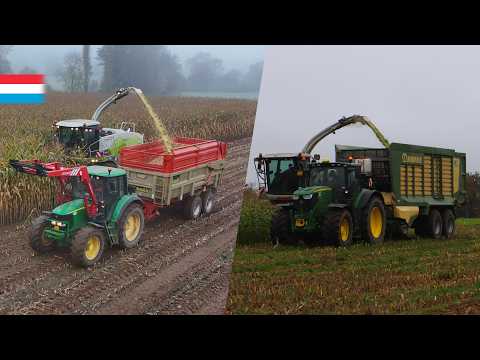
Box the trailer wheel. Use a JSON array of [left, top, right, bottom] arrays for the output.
[[414, 217, 428, 237], [271, 209, 298, 246], [71, 226, 106, 267], [442, 209, 456, 239], [118, 203, 145, 249], [361, 197, 386, 245], [184, 195, 203, 220], [323, 209, 353, 247], [201, 188, 216, 215], [29, 215, 56, 254], [426, 209, 443, 239]]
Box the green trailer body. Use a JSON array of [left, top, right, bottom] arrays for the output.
[[122, 159, 225, 207], [335, 142, 467, 223]]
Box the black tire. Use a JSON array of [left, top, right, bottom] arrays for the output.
[[183, 195, 203, 220], [390, 221, 409, 240], [442, 208, 456, 239], [414, 216, 428, 237], [426, 208, 443, 239], [270, 208, 298, 246], [118, 203, 145, 249], [361, 197, 387, 245], [323, 209, 354, 247], [29, 215, 56, 253], [71, 226, 106, 267], [201, 188, 215, 215]]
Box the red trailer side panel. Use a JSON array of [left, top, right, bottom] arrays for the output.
[[119, 137, 227, 173]]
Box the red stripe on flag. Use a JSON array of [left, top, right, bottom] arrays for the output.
[[0, 74, 44, 84]]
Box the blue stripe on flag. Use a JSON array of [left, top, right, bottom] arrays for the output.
[[0, 94, 45, 104]]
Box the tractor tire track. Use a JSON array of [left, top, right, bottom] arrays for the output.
[[0, 138, 250, 314]]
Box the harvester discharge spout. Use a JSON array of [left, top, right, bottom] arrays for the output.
[[301, 115, 390, 155], [91, 87, 174, 154]]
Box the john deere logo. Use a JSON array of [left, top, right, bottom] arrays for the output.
[[402, 153, 423, 164]]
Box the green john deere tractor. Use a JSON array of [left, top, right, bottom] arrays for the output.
[[271, 160, 387, 246], [10, 160, 145, 267]]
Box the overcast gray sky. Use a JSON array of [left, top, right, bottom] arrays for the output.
[[247, 45, 480, 184]]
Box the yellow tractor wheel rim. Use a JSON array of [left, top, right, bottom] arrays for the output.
[[340, 217, 350, 242], [370, 207, 383, 238], [125, 213, 141, 242], [85, 235, 101, 261]]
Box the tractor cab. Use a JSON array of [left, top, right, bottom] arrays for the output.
[[294, 161, 361, 207], [55, 119, 144, 159], [63, 166, 129, 222], [55, 119, 102, 155], [254, 153, 311, 207]]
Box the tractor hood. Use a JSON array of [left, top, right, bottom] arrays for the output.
[[294, 186, 332, 197], [52, 199, 86, 216]]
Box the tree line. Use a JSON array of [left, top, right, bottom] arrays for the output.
[[0, 45, 263, 95]]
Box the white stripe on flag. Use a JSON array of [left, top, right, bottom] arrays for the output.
[[0, 84, 45, 94]]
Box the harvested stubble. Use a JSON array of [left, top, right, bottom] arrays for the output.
[[0, 92, 256, 225]]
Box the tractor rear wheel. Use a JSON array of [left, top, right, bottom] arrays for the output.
[[271, 209, 298, 246], [201, 188, 216, 215], [323, 209, 354, 247], [361, 197, 386, 245], [118, 203, 145, 249], [71, 226, 106, 267], [184, 195, 203, 220], [29, 215, 55, 254], [442, 209, 456, 239], [426, 208, 443, 239]]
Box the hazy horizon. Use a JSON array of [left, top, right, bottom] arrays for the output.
[[8, 45, 265, 91]]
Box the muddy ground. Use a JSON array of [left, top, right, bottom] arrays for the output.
[[0, 138, 251, 315]]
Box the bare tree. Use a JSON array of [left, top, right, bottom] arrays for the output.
[[186, 52, 223, 92], [82, 45, 91, 93], [56, 51, 84, 92], [0, 45, 13, 73]]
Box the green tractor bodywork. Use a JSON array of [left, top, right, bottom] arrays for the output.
[[36, 165, 144, 267], [285, 162, 383, 244]]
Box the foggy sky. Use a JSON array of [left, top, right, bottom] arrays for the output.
[[9, 45, 265, 87], [247, 45, 480, 184]]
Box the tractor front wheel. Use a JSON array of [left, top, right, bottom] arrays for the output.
[[29, 215, 56, 254], [270, 209, 298, 246], [71, 226, 106, 267], [323, 209, 354, 247], [118, 203, 145, 249], [361, 197, 387, 245]]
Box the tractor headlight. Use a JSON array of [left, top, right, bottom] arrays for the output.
[[51, 220, 66, 227], [302, 194, 313, 200]]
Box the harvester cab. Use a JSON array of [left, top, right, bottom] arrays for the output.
[[53, 87, 144, 163], [9, 159, 144, 268], [254, 152, 311, 207]]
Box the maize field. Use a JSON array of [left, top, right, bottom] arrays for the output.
[[0, 92, 257, 225]]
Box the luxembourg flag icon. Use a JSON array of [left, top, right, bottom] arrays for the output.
[[0, 74, 45, 104]]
